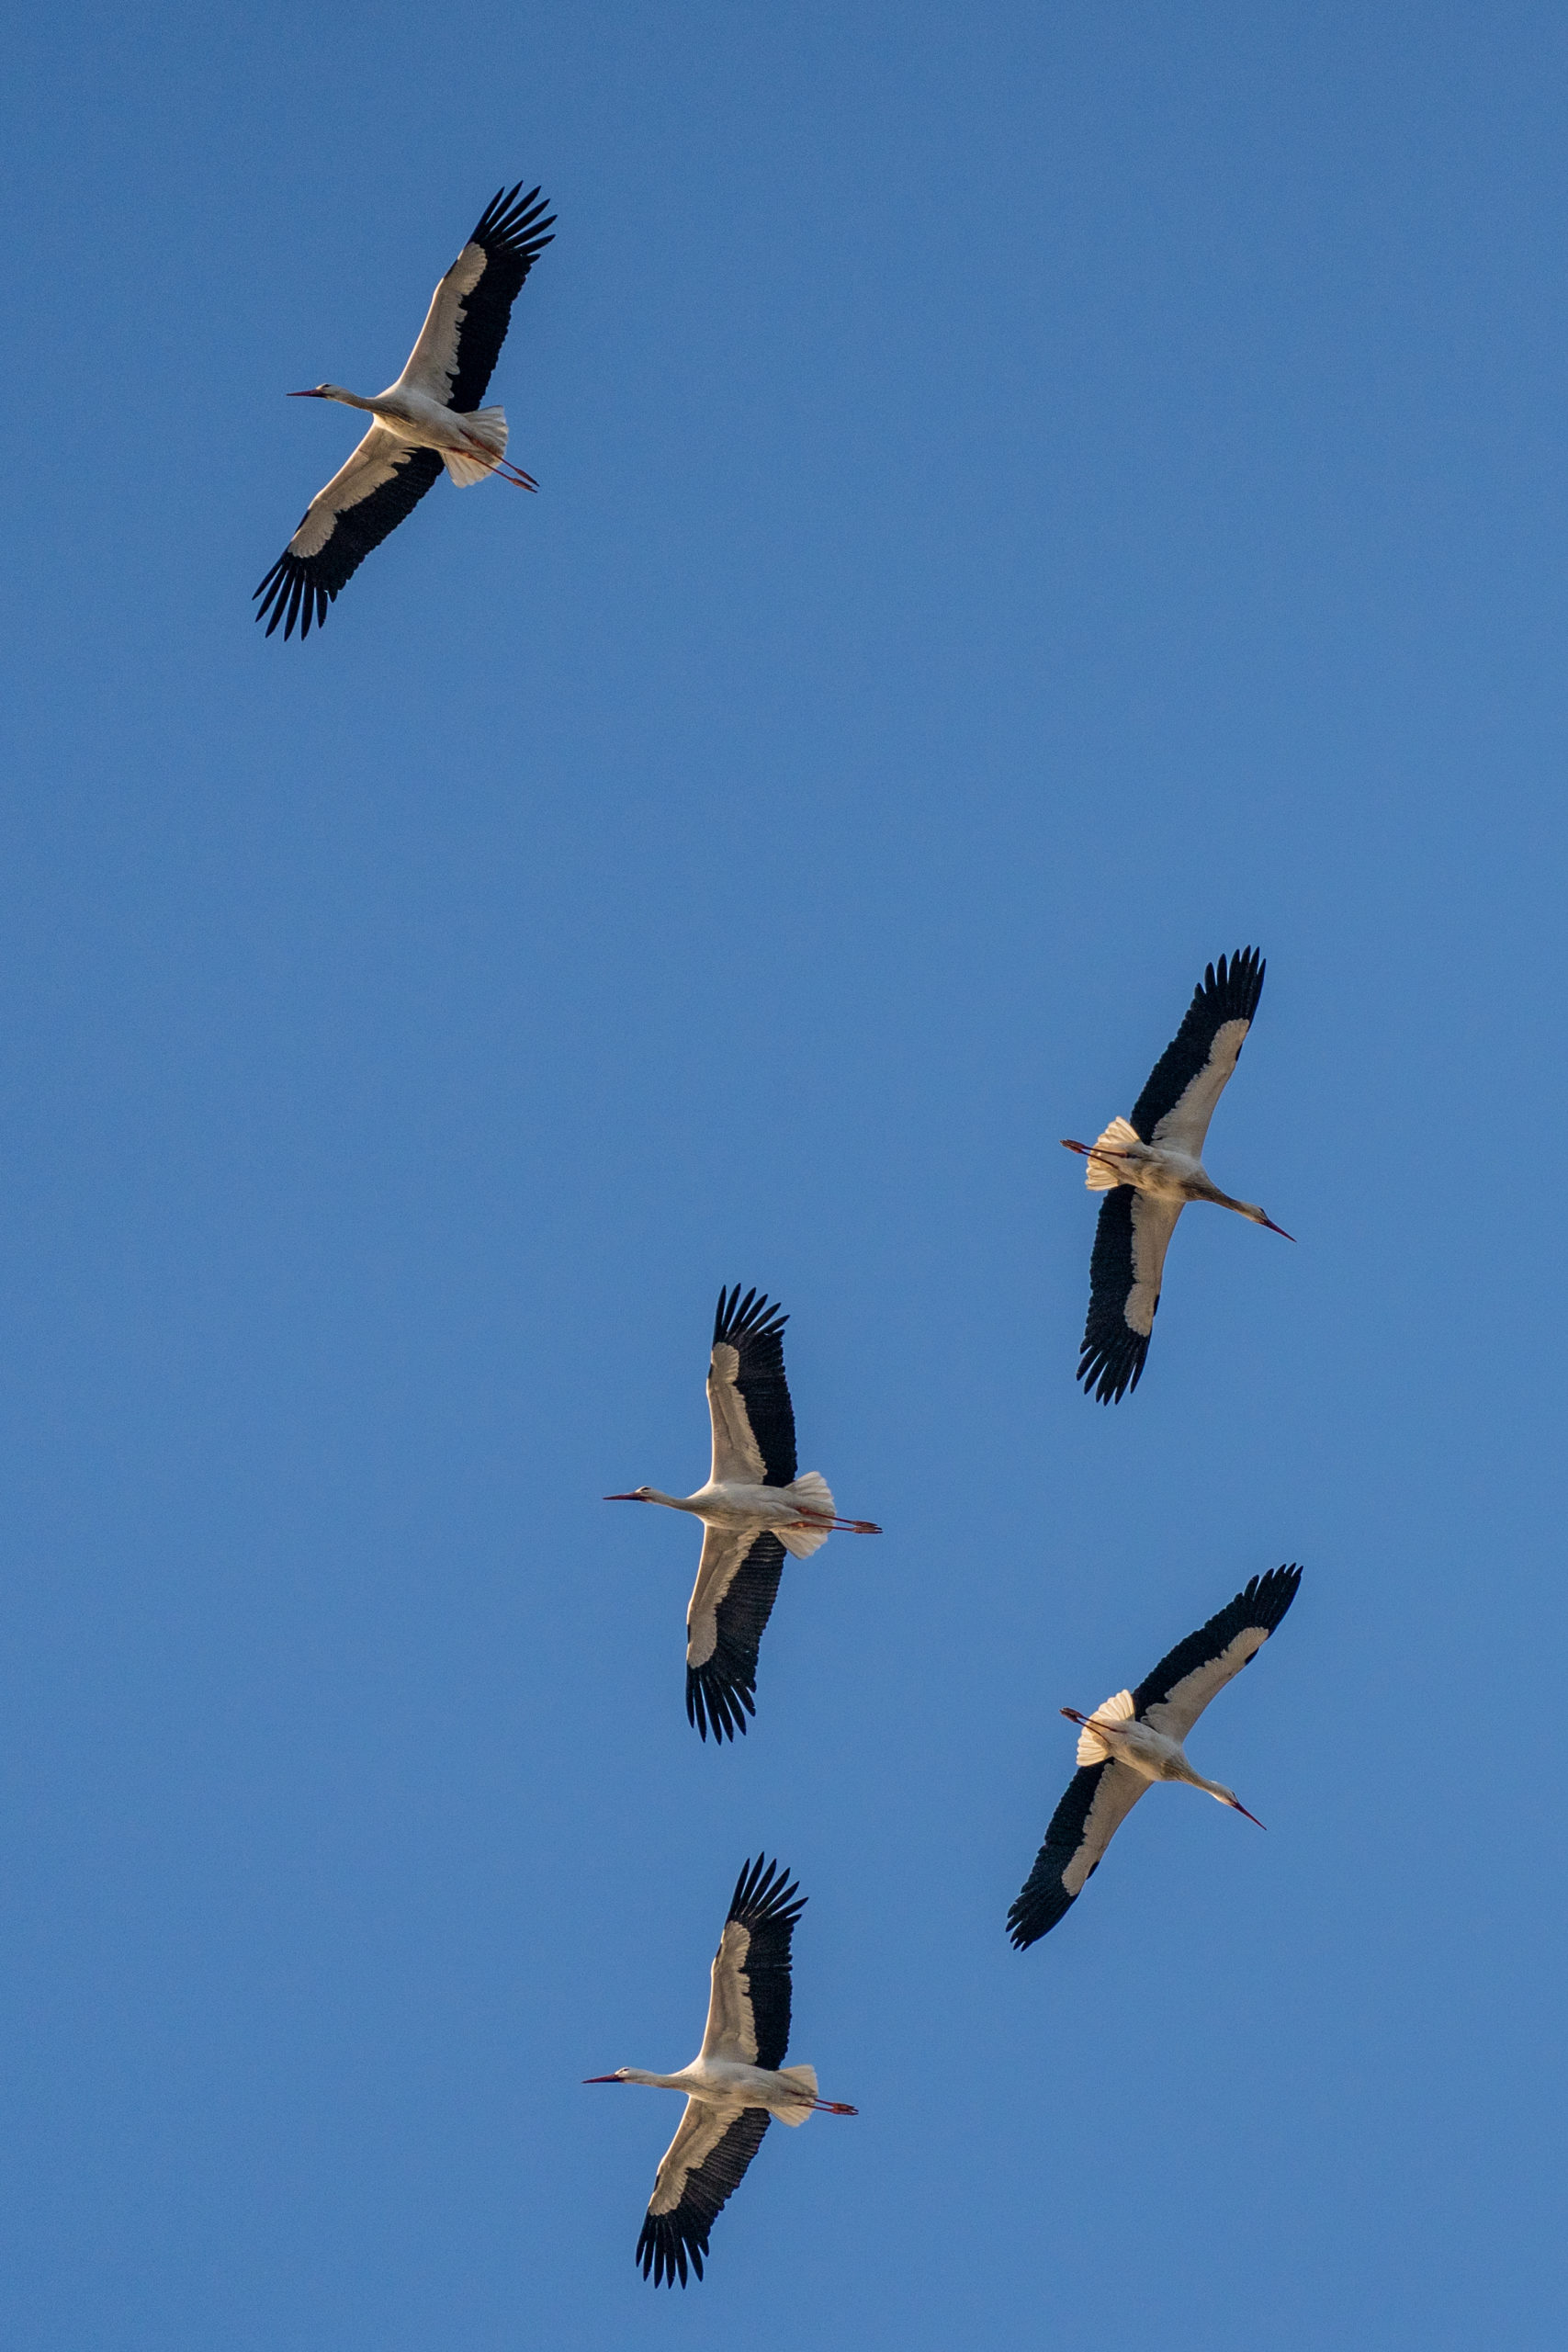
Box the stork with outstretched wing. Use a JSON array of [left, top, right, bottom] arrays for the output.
[[585, 1857, 857, 2286], [605, 1288, 881, 1742], [1008, 1566, 1302, 1950], [1064, 947, 1293, 1403], [255, 184, 554, 638]]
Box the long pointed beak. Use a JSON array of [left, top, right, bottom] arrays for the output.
[[1229, 1798, 1268, 1829], [582, 2075, 624, 2085], [1259, 1215, 1295, 1241], [288, 389, 327, 398], [603, 1493, 642, 1502]]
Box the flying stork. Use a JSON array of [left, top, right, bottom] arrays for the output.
[[254, 184, 554, 639], [1007, 1565, 1301, 1949], [1064, 946, 1292, 1402], [585, 1856, 857, 2286], [605, 1287, 881, 1743]]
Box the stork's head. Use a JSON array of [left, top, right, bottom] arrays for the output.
[[288, 384, 336, 400], [1244, 1203, 1295, 1240], [1217, 1784, 1268, 1828], [582, 2069, 631, 2085], [604, 1487, 656, 1503]]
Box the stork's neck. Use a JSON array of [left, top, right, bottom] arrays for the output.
[[326, 387, 378, 412], [644, 1488, 701, 1514], [621, 2067, 689, 2092]]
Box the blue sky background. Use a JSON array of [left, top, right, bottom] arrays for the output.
[[3, 3, 1566, 2344]]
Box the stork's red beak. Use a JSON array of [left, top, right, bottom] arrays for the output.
[[603, 1493, 642, 1502], [1259, 1215, 1295, 1241], [1229, 1799, 1268, 1829], [288, 389, 327, 398], [582, 2075, 624, 2084]]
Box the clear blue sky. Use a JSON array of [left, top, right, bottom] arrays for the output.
[[3, 4, 1565, 2345]]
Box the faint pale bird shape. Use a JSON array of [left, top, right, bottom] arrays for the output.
[[1008, 1565, 1302, 1949], [254, 185, 554, 639], [605, 1286, 881, 1742], [585, 1856, 857, 2287], [1064, 945, 1292, 1402]]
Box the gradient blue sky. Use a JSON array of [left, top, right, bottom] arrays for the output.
[[3, 5, 1566, 2346]]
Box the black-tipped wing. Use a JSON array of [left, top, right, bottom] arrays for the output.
[[1130, 947, 1265, 1157], [1134, 1565, 1302, 1742], [707, 1287, 797, 1487], [685, 1529, 786, 1743], [254, 428, 444, 639], [1008, 1759, 1148, 1949], [637, 2100, 770, 2287], [702, 1856, 805, 2069], [1077, 1189, 1182, 1403], [399, 183, 556, 413]]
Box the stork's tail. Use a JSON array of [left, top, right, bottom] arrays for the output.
[[1075, 1689, 1135, 1765], [777, 1472, 835, 1557], [443, 405, 509, 485], [777, 2064, 818, 2122], [1084, 1116, 1141, 1190]]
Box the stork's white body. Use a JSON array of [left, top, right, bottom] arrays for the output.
[[1081, 1115, 1271, 1222], [1072, 1690, 1239, 1805], [604, 2057, 821, 2124], [622, 1473, 842, 1559]]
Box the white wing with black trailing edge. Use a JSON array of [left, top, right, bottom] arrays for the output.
[[637, 2099, 771, 2288], [1134, 1565, 1302, 1744], [706, 1286, 797, 1487], [685, 1527, 787, 1743]]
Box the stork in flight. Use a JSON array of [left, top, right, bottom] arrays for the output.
[[1008, 1565, 1302, 1950], [605, 1287, 881, 1742], [254, 184, 554, 639], [1064, 946, 1292, 1403], [586, 1856, 857, 2287]]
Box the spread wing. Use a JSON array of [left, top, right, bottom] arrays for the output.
[[1135, 1565, 1302, 1743], [685, 1528, 787, 1743], [1077, 1189, 1182, 1403], [637, 2099, 771, 2287], [700, 1856, 805, 2068], [707, 1286, 797, 1487], [1007, 1760, 1149, 1949], [1131, 947, 1265, 1159], [254, 427, 444, 639], [397, 183, 555, 411]]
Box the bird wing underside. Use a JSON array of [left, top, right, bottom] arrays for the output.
[[638, 2099, 771, 2286], [397, 185, 555, 412], [707, 1288, 797, 1487], [700, 1920, 760, 2063], [1130, 947, 1265, 1152], [702, 1856, 803, 2070], [1008, 1759, 1148, 1948], [1135, 1565, 1302, 1742], [685, 1528, 787, 1743], [255, 429, 444, 638], [1077, 1189, 1181, 1403]]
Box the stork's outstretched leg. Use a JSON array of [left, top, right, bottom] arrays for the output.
[[462, 440, 538, 491], [785, 1515, 883, 1535]]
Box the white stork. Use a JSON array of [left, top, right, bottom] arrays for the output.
[[585, 1856, 857, 2287], [1008, 1565, 1302, 1950], [1064, 947, 1293, 1402], [254, 184, 554, 639], [605, 1287, 881, 1742]]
